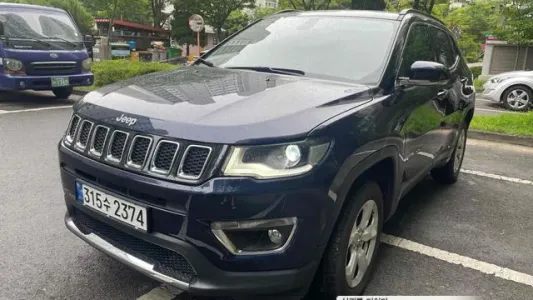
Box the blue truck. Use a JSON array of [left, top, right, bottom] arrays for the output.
[[0, 3, 94, 99]]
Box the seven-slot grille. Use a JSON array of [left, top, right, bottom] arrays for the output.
[[65, 115, 213, 182]]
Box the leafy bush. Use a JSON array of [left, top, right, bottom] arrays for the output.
[[92, 60, 177, 88], [470, 66, 482, 79], [474, 78, 487, 91]]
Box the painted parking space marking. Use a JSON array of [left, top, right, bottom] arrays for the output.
[[382, 234, 533, 287], [136, 284, 183, 300], [461, 169, 533, 186], [0, 105, 72, 115]]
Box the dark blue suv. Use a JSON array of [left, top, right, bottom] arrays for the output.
[[58, 9, 475, 299]]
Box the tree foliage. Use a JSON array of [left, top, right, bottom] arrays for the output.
[[79, 0, 153, 25], [497, 0, 533, 44], [150, 0, 171, 28], [225, 10, 251, 36], [199, 0, 254, 40], [171, 0, 206, 53]]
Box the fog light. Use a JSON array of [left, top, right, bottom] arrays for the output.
[[268, 229, 283, 245], [211, 217, 297, 255], [86, 78, 92, 85], [19, 81, 25, 88]]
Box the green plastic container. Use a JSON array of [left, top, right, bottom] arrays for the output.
[[167, 47, 180, 59]]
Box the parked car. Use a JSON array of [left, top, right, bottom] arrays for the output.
[[58, 9, 475, 299], [482, 70, 533, 111]]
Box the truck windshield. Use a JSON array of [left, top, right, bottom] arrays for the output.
[[0, 7, 82, 49], [203, 15, 399, 84]]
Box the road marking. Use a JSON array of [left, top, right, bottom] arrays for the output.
[[461, 169, 533, 186], [381, 234, 533, 287], [137, 284, 183, 300], [0, 105, 72, 115]]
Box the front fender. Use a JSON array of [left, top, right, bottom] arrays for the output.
[[493, 77, 533, 100], [317, 142, 402, 248]]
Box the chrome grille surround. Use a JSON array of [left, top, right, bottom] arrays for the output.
[[177, 145, 213, 180], [126, 136, 153, 169], [89, 125, 110, 157], [75, 120, 94, 151], [150, 141, 180, 175], [106, 130, 129, 164]]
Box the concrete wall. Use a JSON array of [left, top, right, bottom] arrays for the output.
[[481, 40, 533, 79]]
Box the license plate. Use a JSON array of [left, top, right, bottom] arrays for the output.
[[75, 181, 148, 231], [51, 77, 69, 87]]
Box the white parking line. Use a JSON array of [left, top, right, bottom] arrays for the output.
[[0, 105, 72, 115], [381, 234, 533, 287], [136, 284, 183, 300], [461, 169, 533, 186]]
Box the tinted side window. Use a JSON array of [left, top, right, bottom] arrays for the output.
[[399, 25, 435, 77], [429, 27, 455, 68]]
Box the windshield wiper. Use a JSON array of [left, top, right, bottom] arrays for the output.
[[194, 57, 214, 67], [225, 66, 305, 76], [47, 36, 79, 48]]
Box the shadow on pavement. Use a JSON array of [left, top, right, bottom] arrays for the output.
[[0, 90, 75, 111]]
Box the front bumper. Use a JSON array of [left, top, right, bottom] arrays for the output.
[[0, 73, 93, 91], [59, 143, 334, 297], [481, 82, 503, 102]]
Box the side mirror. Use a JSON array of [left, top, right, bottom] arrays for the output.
[[84, 35, 94, 46], [404, 61, 450, 86]]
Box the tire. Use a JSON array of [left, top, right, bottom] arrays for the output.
[[431, 126, 467, 184], [502, 85, 532, 112], [316, 181, 384, 298], [52, 87, 73, 99]]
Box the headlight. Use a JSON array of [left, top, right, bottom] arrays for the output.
[[223, 139, 330, 179], [490, 77, 509, 84], [82, 58, 91, 72], [4, 58, 23, 72]]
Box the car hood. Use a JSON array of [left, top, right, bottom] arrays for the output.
[[76, 67, 373, 144], [490, 70, 533, 80]]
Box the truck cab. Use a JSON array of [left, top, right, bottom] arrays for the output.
[[0, 3, 94, 99]]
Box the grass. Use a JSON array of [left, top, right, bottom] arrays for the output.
[[74, 85, 96, 93], [470, 112, 533, 137]]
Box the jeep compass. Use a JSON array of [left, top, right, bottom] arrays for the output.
[[58, 9, 476, 299]]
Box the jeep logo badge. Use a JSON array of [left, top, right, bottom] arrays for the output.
[[116, 114, 137, 126], [50, 53, 58, 59]]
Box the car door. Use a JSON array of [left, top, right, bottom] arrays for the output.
[[395, 23, 448, 188], [428, 26, 464, 160]]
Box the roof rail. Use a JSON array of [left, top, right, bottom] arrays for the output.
[[398, 8, 445, 25], [275, 9, 301, 14]]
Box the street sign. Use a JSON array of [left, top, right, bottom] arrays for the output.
[[189, 14, 205, 33]]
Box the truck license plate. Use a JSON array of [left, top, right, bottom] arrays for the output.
[[51, 77, 69, 87], [75, 181, 148, 231]]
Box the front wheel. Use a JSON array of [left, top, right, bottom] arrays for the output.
[[502, 85, 532, 111], [316, 181, 383, 298], [52, 87, 73, 99], [431, 127, 467, 184]]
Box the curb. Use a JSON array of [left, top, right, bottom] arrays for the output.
[[469, 130, 533, 148], [72, 90, 89, 96]]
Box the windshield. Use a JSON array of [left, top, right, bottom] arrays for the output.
[[204, 15, 399, 84], [0, 7, 82, 43]]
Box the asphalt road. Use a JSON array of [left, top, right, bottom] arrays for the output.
[[1, 91, 533, 300]]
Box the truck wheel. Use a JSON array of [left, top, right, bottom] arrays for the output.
[[431, 127, 467, 184], [52, 87, 73, 99], [318, 181, 383, 297]]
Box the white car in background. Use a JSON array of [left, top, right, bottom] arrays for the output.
[[482, 70, 533, 111]]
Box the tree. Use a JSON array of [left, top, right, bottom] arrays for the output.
[[498, 0, 533, 44], [199, 0, 254, 40], [225, 10, 251, 35], [284, 0, 349, 10], [171, 0, 205, 56], [351, 0, 386, 10], [79, 0, 153, 25], [150, 0, 171, 28]]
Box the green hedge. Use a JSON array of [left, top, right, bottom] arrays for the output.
[[470, 66, 482, 79], [91, 60, 177, 88]]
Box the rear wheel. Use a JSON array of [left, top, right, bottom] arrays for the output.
[[502, 85, 532, 111], [52, 87, 73, 99], [317, 181, 383, 298], [431, 127, 467, 184]]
